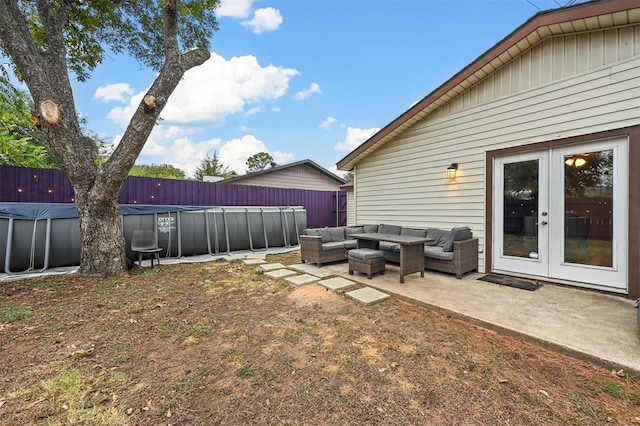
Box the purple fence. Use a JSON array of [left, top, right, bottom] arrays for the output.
[[0, 165, 346, 229]]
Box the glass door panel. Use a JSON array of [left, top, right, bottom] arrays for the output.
[[503, 160, 539, 259], [550, 138, 627, 292], [493, 152, 549, 277], [563, 149, 613, 267], [494, 138, 627, 292]]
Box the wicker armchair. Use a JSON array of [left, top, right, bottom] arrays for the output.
[[425, 238, 478, 279], [299, 235, 350, 266]]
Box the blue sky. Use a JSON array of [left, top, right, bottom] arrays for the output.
[[74, 0, 582, 178]]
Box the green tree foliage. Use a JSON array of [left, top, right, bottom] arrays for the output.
[[0, 0, 219, 277], [129, 163, 186, 179], [246, 152, 275, 173], [0, 77, 57, 168], [194, 152, 236, 181]]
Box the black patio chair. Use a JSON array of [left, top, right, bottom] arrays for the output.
[[131, 230, 162, 268]]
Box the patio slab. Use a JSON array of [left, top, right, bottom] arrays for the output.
[[317, 277, 357, 292], [346, 287, 391, 306], [319, 261, 640, 376], [243, 258, 267, 265], [223, 254, 248, 261], [245, 253, 267, 260], [288, 263, 335, 278], [260, 263, 287, 271], [264, 269, 298, 279], [286, 274, 319, 286]]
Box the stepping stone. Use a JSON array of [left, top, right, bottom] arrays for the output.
[[223, 254, 246, 261], [243, 258, 267, 265], [260, 263, 287, 271], [345, 287, 390, 306], [246, 253, 267, 260], [286, 274, 319, 286], [318, 277, 357, 292], [288, 263, 334, 278], [264, 269, 298, 279]]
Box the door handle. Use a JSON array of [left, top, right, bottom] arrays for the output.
[[534, 220, 548, 226]]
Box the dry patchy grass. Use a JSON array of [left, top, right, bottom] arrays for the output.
[[1, 252, 640, 425]]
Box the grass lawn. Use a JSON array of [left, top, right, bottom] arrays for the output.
[[1, 251, 639, 425]]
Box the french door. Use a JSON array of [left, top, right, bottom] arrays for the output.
[[493, 138, 628, 292]]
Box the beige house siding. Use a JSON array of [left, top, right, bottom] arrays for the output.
[[433, 25, 640, 119], [346, 187, 356, 226], [353, 27, 640, 272], [228, 165, 342, 191]]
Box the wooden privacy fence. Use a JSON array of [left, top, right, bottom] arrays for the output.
[[0, 165, 346, 229]]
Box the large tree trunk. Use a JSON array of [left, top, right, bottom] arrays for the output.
[[0, 0, 210, 277], [76, 194, 128, 276]]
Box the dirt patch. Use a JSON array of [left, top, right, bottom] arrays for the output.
[[1, 251, 640, 425], [287, 283, 345, 310]]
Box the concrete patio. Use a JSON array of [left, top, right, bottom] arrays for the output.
[[291, 261, 640, 377]]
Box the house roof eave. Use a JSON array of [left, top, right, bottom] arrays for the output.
[[336, 0, 640, 172], [222, 159, 347, 185]]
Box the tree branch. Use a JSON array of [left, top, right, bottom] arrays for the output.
[[99, 0, 210, 201], [162, 0, 180, 63], [0, 2, 47, 92]]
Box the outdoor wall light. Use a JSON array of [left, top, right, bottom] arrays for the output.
[[447, 163, 458, 180]]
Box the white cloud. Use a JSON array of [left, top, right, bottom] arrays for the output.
[[116, 123, 295, 178], [271, 151, 294, 166], [320, 117, 337, 130], [334, 127, 380, 151], [218, 134, 288, 175], [163, 53, 298, 124], [245, 106, 263, 116], [107, 90, 146, 126], [242, 7, 283, 34], [105, 53, 299, 127], [293, 83, 321, 100], [327, 165, 349, 179], [93, 83, 134, 103], [217, 0, 254, 18], [165, 137, 223, 177]]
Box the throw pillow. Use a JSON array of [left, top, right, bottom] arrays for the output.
[[442, 226, 472, 252], [362, 224, 379, 233], [426, 228, 447, 247], [378, 223, 402, 235], [329, 227, 346, 242], [317, 227, 331, 243], [344, 226, 363, 239], [401, 228, 428, 238]]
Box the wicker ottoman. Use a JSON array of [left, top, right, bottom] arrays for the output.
[[348, 248, 386, 279]]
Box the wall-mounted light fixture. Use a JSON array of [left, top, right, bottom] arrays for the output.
[[447, 163, 458, 180]]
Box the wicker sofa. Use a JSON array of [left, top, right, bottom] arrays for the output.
[[299, 224, 478, 279]]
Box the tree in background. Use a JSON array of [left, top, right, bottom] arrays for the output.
[[0, 0, 219, 277], [129, 164, 186, 180], [246, 152, 275, 173], [0, 76, 57, 168], [194, 152, 236, 181]]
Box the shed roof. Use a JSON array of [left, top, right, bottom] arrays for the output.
[[221, 159, 346, 185], [337, 0, 640, 171]]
